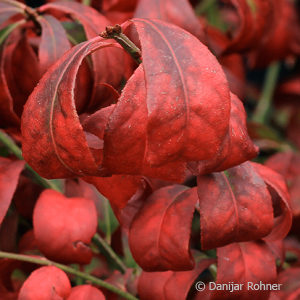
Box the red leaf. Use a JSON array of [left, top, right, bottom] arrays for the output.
[[18, 266, 71, 300], [164, 258, 215, 300], [0, 31, 20, 127], [84, 175, 143, 212], [39, 2, 109, 39], [67, 285, 105, 300], [270, 267, 300, 300], [102, 64, 187, 182], [129, 185, 197, 271], [197, 162, 274, 250], [102, 0, 137, 12], [0, 157, 24, 225], [4, 31, 40, 117], [138, 271, 173, 300], [39, 1, 125, 100], [213, 241, 277, 300], [101, 18, 234, 180], [37, 14, 71, 74], [134, 0, 206, 43], [84, 174, 151, 232], [221, 0, 274, 54], [81, 105, 116, 165], [0, 2, 24, 25], [248, 0, 300, 67], [33, 189, 98, 264], [130, 18, 231, 167], [138, 258, 215, 300], [188, 93, 258, 174], [21, 37, 120, 178], [265, 151, 300, 216], [252, 162, 292, 241]]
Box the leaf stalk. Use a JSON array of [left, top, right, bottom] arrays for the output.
[[100, 25, 142, 64]]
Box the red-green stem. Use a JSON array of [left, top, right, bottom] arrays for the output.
[[252, 62, 280, 124], [0, 251, 138, 300], [100, 25, 142, 64], [92, 233, 127, 273]]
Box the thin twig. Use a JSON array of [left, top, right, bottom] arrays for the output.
[[252, 62, 280, 124], [0, 251, 138, 300], [100, 25, 142, 64], [92, 233, 127, 273]]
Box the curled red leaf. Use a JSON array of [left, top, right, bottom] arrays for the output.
[[39, 1, 125, 102], [4, 31, 39, 118], [221, 0, 274, 54], [37, 14, 71, 74], [21, 37, 120, 178], [129, 185, 198, 271], [252, 162, 292, 241], [197, 162, 274, 250], [265, 151, 300, 216], [102, 65, 187, 182], [130, 18, 231, 167]]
